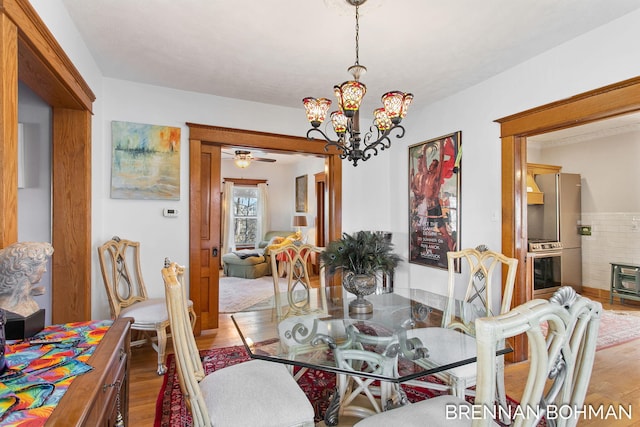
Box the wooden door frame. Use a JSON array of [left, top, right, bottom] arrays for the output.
[[187, 123, 342, 332], [0, 0, 95, 322], [497, 76, 640, 361]]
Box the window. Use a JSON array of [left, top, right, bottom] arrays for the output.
[[233, 186, 259, 247]]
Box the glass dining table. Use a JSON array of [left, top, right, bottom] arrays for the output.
[[231, 287, 511, 426]]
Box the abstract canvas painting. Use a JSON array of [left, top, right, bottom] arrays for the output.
[[110, 121, 181, 200]]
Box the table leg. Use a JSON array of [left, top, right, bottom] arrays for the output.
[[324, 387, 341, 426]]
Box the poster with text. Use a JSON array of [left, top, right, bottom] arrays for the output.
[[408, 132, 461, 270]]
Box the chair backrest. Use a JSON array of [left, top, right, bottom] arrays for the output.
[[98, 236, 149, 318], [268, 242, 327, 318], [161, 260, 210, 426], [443, 245, 518, 333], [473, 287, 602, 427]]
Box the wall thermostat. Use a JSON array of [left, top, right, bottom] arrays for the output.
[[163, 208, 179, 218]]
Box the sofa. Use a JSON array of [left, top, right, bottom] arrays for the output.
[[222, 230, 295, 279], [258, 230, 296, 250]]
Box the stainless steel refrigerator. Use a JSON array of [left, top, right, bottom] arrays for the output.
[[535, 173, 582, 291]]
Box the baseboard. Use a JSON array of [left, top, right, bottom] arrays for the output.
[[581, 286, 609, 299]]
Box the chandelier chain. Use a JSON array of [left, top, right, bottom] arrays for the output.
[[354, 5, 360, 66]]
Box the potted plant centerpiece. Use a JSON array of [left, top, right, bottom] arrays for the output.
[[321, 231, 401, 314]]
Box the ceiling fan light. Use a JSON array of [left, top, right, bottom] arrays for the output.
[[334, 81, 366, 118], [373, 108, 392, 131], [330, 111, 348, 135], [303, 97, 332, 127], [234, 158, 251, 168]]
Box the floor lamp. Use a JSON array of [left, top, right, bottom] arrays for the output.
[[293, 215, 308, 232]]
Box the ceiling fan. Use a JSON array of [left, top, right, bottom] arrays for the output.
[[225, 150, 276, 168]]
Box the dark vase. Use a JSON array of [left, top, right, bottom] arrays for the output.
[[343, 272, 377, 314]]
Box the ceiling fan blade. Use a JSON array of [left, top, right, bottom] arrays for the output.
[[254, 157, 276, 163]]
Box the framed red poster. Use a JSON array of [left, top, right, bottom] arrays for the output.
[[408, 132, 462, 271]]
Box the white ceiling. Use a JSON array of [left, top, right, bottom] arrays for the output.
[[62, 0, 640, 119]]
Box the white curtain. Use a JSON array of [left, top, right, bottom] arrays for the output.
[[222, 181, 235, 256], [257, 183, 269, 246]]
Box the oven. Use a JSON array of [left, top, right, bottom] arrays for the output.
[[527, 240, 563, 299]]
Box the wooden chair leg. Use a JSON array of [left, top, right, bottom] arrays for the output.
[[155, 326, 168, 375]]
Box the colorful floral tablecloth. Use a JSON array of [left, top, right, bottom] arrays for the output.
[[0, 320, 112, 426]]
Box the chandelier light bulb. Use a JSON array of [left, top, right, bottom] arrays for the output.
[[331, 111, 348, 135], [303, 97, 332, 128], [401, 93, 414, 119], [373, 108, 392, 132], [334, 81, 366, 118]]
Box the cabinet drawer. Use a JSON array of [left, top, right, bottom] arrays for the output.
[[84, 344, 128, 426]]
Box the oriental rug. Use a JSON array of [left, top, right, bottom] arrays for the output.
[[154, 344, 533, 427], [219, 276, 288, 313], [595, 309, 640, 350]]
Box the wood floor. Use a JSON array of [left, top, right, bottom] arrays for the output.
[[128, 294, 640, 426]]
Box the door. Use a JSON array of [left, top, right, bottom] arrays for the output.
[[190, 143, 221, 333]]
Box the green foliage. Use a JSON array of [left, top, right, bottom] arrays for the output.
[[320, 231, 402, 276]]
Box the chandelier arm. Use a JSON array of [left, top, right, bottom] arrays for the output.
[[361, 124, 406, 158], [306, 128, 351, 158]]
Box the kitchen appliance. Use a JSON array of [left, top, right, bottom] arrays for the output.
[[527, 173, 582, 296], [527, 239, 563, 298]]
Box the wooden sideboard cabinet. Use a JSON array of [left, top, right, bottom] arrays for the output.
[[610, 262, 640, 304], [45, 317, 133, 426]]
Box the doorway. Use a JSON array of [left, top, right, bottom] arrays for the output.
[[187, 123, 343, 333], [498, 75, 640, 361]]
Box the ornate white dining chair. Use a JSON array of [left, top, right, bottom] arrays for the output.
[[403, 245, 518, 422], [267, 242, 327, 319], [98, 236, 195, 375], [355, 286, 602, 427], [161, 259, 315, 427]]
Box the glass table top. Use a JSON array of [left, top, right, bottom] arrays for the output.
[[231, 287, 511, 383]]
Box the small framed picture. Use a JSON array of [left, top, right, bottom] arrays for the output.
[[295, 174, 308, 212]]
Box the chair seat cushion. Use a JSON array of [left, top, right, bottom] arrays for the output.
[[120, 297, 193, 325], [408, 327, 478, 379], [354, 394, 499, 426], [200, 359, 314, 427]]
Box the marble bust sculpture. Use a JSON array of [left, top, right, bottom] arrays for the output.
[[0, 242, 54, 317]]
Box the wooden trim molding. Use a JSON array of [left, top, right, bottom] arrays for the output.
[[497, 75, 640, 362], [0, 0, 95, 322], [6, 0, 95, 110], [223, 178, 267, 186]]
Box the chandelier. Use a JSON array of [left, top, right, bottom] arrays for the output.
[[302, 0, 413, 166]]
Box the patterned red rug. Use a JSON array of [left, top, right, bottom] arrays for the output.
[[154, 343, 533, 427]]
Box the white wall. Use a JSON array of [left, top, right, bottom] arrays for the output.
[[17, 83, 52, 324], [31, 1, 640, 318]]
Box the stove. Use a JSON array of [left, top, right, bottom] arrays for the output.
[[528, 240, 563, 252]]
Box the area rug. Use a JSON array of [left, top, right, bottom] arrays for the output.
[[596, 309, 640, 350], [219, 276, 288, 313], [154, 344, 535, 427]]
